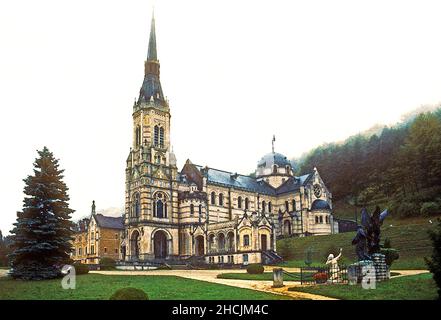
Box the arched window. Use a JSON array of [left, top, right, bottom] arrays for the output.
[[268, 201, 272, 213], [237, 196, 242, 209], [315, 216, 319, 224], [132, 193, 140, 217], [219, 193, 224, 206], [285, 200, 289, 212], [190, 204, 194, 215], [292, 199, 296, 211], [153, 192, 167, 218], [210, 192, 216, 205], [154, 125, 159, 147], [286, 165, 290, 174], [262, 201, 266, 213], [272, 165, 278, 174], [198, 204, 202, 216], [243, 235, 250, 246], [135, 126, 141, 147], [319, 216, 323, 224], [159, 127, 164, 148], [325, 215, 329, 224], [245, 198, 249, 210]]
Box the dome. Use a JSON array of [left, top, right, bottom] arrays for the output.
[[257, 152, 291, 169], [311, 199, 331, 211]]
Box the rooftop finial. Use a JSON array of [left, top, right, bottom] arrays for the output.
[[91, 200, 96, 214], [272, 135, 276, 153], [147, 9, 157, 61]]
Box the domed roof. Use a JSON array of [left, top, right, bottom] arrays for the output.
[[311, 199, 331, 211], [257, 152, 291, 169]]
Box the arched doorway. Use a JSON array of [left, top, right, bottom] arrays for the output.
[[154, 230, 168, 259], [195, 235, 205, 256], [217, 233, 225, 252], [261, 234, 268, 251], [208, 234, 215, 253], [226, 232, 234, 252], [130, 230, 140, 261], [284, 220, 292, 235]]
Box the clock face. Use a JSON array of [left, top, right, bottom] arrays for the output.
[[313, 184, 322, 198]]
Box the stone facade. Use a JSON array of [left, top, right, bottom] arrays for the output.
[[119, 14, 338, 266], [71, 210, 124, 265]]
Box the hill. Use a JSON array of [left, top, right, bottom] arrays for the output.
[[276, 215, 438, 270]]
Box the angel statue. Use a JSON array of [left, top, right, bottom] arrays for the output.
[[326, 248, 343, 281], [352, 206, 389, 261]]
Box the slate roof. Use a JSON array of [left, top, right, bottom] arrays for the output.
[[94, 214, 124, 230], [193, 165, 313, 196], [257, 152, 292, 168]]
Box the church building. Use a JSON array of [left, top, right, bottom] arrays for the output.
[[122, 13, 337, 266]]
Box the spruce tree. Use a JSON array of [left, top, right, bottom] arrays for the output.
[[426, 219, 441, 300], [9, 147, 75, 280]]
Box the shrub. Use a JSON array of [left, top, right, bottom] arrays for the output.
[[420, 202, 441, 216], [313, 272, 328, 283], [304, 247, 314, 266], [109, 287, 149, 300], [100, 257, 116, 270], [73, 263, 89, 275], [425, 219, 441, 300], [380, 248, 399, 266], [246, 264, 264, 274], [396, 202, 420, 218]]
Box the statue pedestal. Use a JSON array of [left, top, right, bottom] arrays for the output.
[[272, 268, 284, 288], [372, 253, 389, 281], [348, 254, 390, 285]]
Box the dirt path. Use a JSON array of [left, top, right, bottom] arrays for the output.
[[0, 269, 9, 278], [391, 269, 429, 278], [91, 269, 336, 300]]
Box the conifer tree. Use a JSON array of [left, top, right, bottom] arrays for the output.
[[426, 219, 441, 300], [9, 147, 74, 280]]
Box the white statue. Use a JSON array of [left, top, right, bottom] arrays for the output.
[[326, 248, 342, 281]]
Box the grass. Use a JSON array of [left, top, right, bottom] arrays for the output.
[[0, 274, 292, 300], [277, 214, 438, 269], [290, 273, 438, 300], [217, 272, 301, 281]]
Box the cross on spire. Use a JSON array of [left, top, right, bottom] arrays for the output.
[[272, 135, 276, 153]]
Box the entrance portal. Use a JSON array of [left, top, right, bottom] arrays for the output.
[[195, 235, 205, 256], [130, 230, 140, 260], [261, 234, 268, 251], [154, 231, 168, 259]]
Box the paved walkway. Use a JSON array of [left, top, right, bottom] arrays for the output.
[[91, 269, 336, 300], [0, 269, 9, 277]]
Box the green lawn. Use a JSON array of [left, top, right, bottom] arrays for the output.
[[0, 274, 292, 300], [217, 272, 301, 281], [277, 215, 437, 270], [290, 273, 437, 300]]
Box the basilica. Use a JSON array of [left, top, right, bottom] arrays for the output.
[[121, 14, 337, 266]]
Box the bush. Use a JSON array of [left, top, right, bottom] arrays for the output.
[[396, 202, 420, 218], [425, 219, 441, 300], [73, 263, 89, 275], [420, 202, 441, 216], [110, 287, 149, 300], [99, 257, 116, 270], [380, 248, 399, 266], [246, 264, 264, 274]]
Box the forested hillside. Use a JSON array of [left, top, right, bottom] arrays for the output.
[[297, 107, 441, 218]]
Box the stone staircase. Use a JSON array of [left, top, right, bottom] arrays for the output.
[[262, 250, 284, 265]]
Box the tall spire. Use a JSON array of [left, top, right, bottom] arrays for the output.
[[147, 9, 157, 61]]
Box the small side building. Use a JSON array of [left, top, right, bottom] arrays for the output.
[[71, 202, 124, 265]]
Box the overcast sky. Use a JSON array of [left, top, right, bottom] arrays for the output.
[[1, 0, 441, 235]]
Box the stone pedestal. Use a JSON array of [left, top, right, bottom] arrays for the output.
[[372, 253, 388, 281], [273, 268, 284, 288]]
